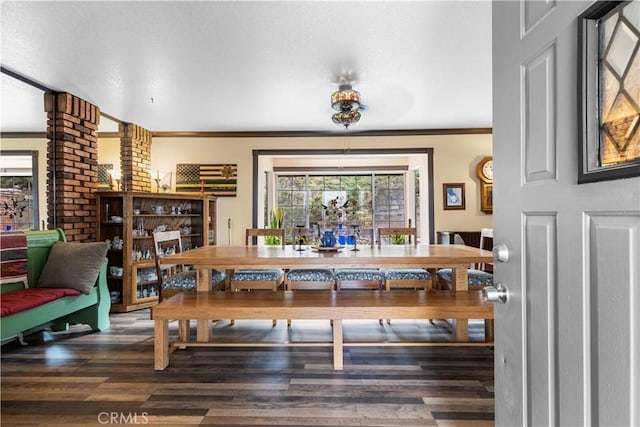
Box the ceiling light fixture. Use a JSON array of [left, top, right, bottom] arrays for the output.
[[331, 83, 363, 128]]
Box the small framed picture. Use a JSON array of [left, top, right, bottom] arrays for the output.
[[443, 183, 465, 210]]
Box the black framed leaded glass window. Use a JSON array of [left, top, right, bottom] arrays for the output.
[[579, 0, 640, 183]]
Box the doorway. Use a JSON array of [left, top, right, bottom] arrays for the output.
[[253, 148, 435, 244]]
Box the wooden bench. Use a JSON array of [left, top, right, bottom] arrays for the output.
[[152, 290, 493, 370]]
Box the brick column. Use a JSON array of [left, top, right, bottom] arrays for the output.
[[119, 123, 152, 192], [44, 92, 100, 242]]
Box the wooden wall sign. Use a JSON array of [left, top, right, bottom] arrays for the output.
[[176, 164, 238, 197]]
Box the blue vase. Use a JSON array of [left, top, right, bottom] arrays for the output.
[[320, 230, 336, 247], [338, 223, 345, 245]]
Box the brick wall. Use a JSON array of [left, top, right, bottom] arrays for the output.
[[44, 92, 100, 242], [119, 123, 152, 192]]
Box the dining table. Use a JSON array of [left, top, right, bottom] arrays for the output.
[[159, 243, 494, 341]]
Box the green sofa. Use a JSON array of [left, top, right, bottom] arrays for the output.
[[0, 229, 111, 343]]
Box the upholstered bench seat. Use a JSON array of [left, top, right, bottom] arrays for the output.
[[1, 288, 82, 317], [437, 268, 493, 289], [1, 229, 111, 343]]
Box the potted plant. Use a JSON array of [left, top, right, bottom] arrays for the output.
[[391, 232, 406, 245], [265, 207, 284, 245]]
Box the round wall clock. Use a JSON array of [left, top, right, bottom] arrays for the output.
[[476, 156, 493, 183]]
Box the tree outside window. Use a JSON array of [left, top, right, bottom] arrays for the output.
[[275, 173, 405, 239]]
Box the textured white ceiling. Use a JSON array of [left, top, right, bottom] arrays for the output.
[[0, 1, 492, 133]]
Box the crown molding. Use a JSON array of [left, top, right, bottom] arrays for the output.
[[150, 128, 492, 138], [2, 127, 492, 139]]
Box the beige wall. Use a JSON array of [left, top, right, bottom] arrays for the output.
[[97, 137, 121, 175], [150, 134, 493, 245], [1, 133, 493, 239]]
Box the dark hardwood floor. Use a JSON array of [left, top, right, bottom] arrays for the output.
[[1, 310, 494, 426]]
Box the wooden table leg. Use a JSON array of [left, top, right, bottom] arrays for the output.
[[196, 268, 212, 341], [455, 320, 469, 341], [196, 321, 209, 342], [196, 268, 212, 292], [454, 267, 469, 291], [485, 319, 494, 342], [333, 319, 343, 371], [224, 269, 234, 291], [154, 319, 169, 370], [453, 267, 470, 341], [178, 320, 190, 346]]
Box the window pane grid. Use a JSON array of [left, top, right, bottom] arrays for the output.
[[274, 173, 406, 234]]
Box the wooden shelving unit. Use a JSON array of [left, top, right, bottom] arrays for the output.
[[95, 191, 217, 312]]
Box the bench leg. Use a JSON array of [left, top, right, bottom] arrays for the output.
[[154, 320, 169, 370], [332, 319, 343, 371]]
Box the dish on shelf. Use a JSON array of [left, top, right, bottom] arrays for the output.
[[311, 245, 345, 252]]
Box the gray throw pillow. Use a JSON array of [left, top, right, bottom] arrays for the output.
[[38, 241, 108, 295]]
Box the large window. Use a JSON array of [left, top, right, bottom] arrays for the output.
[[374, 174, 405, 228], [0, 151, 39, 231], [275, 173, 407, 235]]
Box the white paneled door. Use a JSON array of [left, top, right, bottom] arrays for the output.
[[492, 1, 640, 426]]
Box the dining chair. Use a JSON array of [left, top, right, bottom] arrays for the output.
[[435, 228, 494, 340], [152, 230, 226, 302], [335, 267, 384, 324], [335, 269, 384, 290], [334, 227, 384, 291], [436, 228, 494, 290], [229, 228, 286, 326], [333, 229, 384, 322], [152, 230, 226, 341], [377, 227, 433, 291], [376, 227, 432, 324], [285, 227, 335, 327]]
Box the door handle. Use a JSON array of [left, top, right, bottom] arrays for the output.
[[483, 282, 509, 304], [493, 244, 510, 263]]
